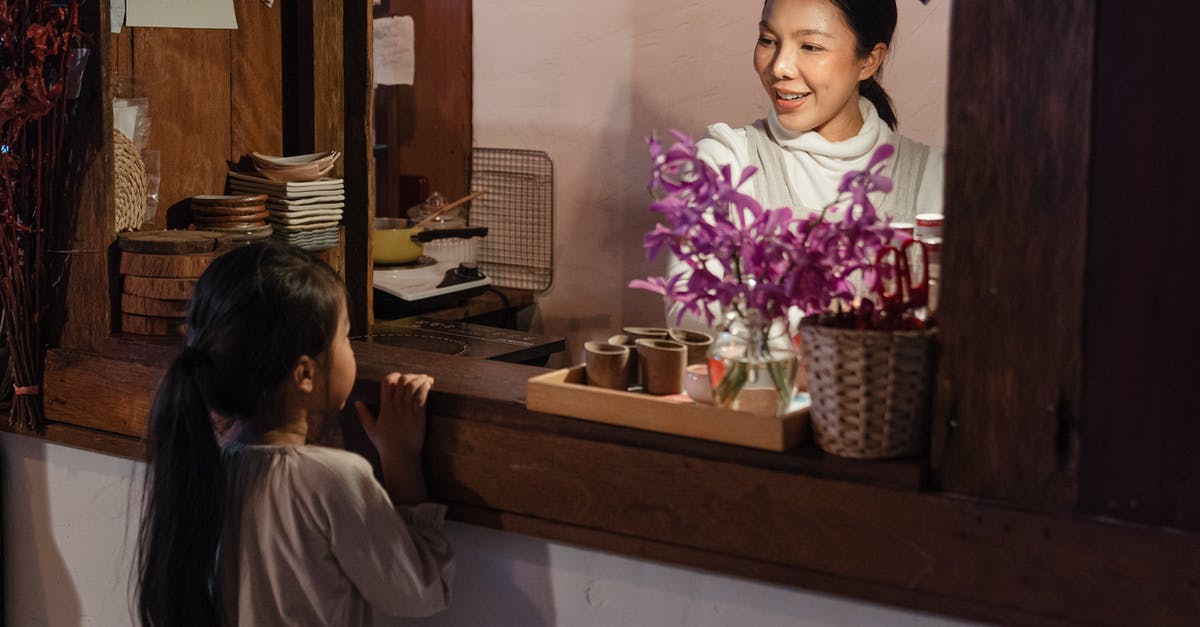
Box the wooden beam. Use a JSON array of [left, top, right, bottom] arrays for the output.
[[342, 0, 373, 335], [1076, 0, 1200, 529], [932, 1, 1093, 510], [55, 0, 116, 351]]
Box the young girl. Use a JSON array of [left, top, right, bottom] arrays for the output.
[[135, 241, 453, 626]]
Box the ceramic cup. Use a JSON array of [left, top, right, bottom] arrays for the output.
[[667, 328, 714, 366], [634, 338, 687, 395], [684, 363, 713, 404], [608, 333, 641, 388], [622, 326, 669, 342], [584, 341, 631, 390]]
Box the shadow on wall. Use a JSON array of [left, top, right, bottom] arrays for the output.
[[387, 521, 553, 627], [0, 434, 84, 626]]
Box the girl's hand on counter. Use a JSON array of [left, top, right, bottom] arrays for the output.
[[355, 372, 433, 460]]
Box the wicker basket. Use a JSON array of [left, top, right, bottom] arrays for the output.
[[113, 128, 146, 232], [798, 322, 936, 459]]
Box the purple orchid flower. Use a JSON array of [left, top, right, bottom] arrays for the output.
[[631, 131, 901, 324]]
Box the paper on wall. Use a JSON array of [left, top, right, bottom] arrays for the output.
[[111, 0, 126, 33], [126, 0, 238, 30], [373, 15, 415, 86]]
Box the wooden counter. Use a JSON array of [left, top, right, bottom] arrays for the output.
[[11, 336, 1198, 627]]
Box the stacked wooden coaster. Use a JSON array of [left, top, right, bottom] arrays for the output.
[[117, 230, 233, 336], [188, 194, 273, 244]]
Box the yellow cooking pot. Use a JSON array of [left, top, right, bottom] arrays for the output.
[[373, 217, 425, 265], [373, 217, 490, 265]]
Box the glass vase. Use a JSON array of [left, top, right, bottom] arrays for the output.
[[707, 309, 800, 416]]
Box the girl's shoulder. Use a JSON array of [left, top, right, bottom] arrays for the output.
[[224, 442, 373, 484], [290, 445, 374, 478]]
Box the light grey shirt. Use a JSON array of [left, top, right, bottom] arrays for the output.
[[217, 443, 454, 626]]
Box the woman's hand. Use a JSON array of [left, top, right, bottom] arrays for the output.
[[355, 372, 434, 459]]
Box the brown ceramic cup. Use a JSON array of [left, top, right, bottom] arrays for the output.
[[608, 333, 641, 388], [584, 341, 631, 390], [634, 338, 687, 395], [622, 326, 668, 342], [667, 328, 714, 366]]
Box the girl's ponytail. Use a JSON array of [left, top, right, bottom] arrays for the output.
[[136, 347, 225, 627], [860, 75, 898, 130]]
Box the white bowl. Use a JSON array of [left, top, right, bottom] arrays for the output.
[[256, 161, 336, 183], [251, 150, 339, 168]]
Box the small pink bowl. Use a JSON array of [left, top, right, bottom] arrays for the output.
[[684, 363, 712, 404]]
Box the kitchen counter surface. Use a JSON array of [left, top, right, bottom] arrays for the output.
[[11, 336, 1199, 627]]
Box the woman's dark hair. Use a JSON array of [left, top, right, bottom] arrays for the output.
[[135, 240, 347, 626], [763, 0, 900, 129], [830, 0, 899, 129]]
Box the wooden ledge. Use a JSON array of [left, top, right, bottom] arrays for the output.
[[20, 336, 1200, 626]]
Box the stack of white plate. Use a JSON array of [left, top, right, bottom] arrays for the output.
[[226, 170, 344, 252]]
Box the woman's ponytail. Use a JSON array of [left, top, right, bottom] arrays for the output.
[[136, 347, 225, 627], [823, 0, 899, 129], [860, 75, 898, 130]]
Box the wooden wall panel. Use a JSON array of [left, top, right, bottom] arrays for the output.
[[930, 2, 1093, 510], [132, 29, 232, 228], [1077, 1, 1200, 529], [313, 0, 345, 169], [375, 0, 472, 213], [60, 3, 334, 346], [231, 1, 284, 159], [420, 417, 1200, 627]]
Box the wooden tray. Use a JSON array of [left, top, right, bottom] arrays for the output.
[[527, 365, 810, 451]]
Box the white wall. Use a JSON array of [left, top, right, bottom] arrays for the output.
[[2, 434, 983, 626], [473, 0, 951, 364]]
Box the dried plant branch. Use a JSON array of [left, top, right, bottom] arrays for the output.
[[0, 0, 81, 430]]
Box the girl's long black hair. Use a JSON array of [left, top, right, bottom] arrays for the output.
[[135, 241, 346, 626]]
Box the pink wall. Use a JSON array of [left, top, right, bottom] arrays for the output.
[[473, 0, 952, 363]]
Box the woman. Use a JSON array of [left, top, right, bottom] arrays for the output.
[[700, 0, 942, 220], [668, 0, 942, 330]]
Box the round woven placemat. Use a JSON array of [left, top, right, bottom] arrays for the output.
[[114, 129, 147, 232]]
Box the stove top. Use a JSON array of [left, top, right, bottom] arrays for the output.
[[373, 257, 492, 318], [365, 317, 565, 364]]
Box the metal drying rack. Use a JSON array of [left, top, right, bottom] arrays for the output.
[[467, 148, 554, 292]]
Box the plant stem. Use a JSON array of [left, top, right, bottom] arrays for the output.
[[713, 360, 748, 408]]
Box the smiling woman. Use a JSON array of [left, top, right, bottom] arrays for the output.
[[660, 0, 944, 333], [705, 0, 942, 221]]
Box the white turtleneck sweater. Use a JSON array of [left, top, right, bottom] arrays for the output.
[[697, 97, 943, 219], [664, 98, 944, 332]]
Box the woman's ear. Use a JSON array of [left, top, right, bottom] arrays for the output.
[[291, 355, 318, 394], [858, 42, 888, 81]]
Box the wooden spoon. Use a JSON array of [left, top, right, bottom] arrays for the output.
[[411, 190, 485, 229]]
